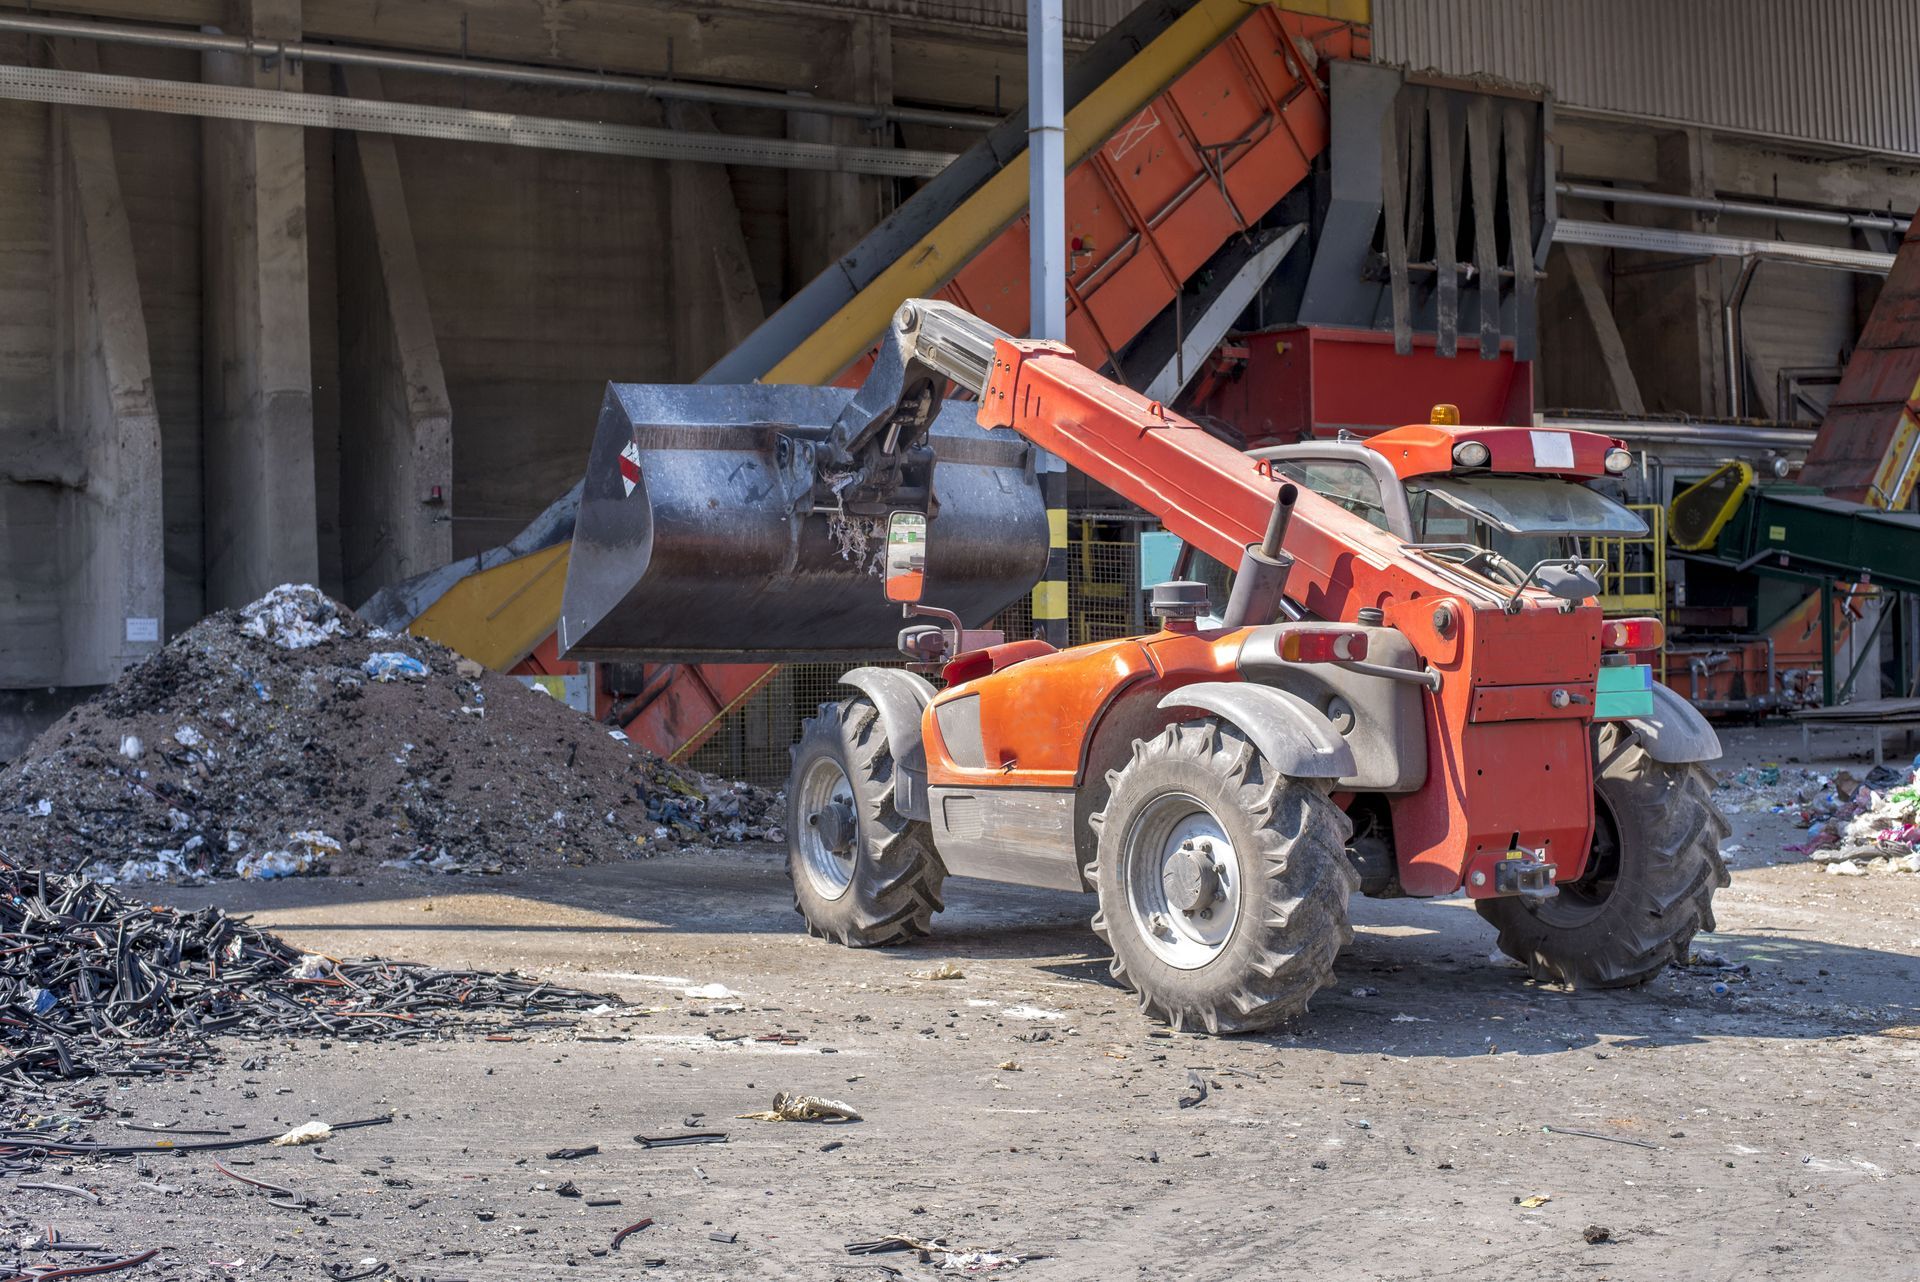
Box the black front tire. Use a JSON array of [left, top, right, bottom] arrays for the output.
[[1478, 724, 1731, 987], [1088, 720, 1357, 1034], [785, 697, 945, 948]]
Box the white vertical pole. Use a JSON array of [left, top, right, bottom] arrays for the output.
[[1027, 0, 1069, 645], [1027, 0, 1066, 342]]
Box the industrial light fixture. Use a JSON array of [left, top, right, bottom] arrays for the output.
[[1604, 447, 1633, 473], [1452, 440, 1492, 468]]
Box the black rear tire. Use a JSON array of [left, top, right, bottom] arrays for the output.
[[785, 697, 945, 947], [1478, 724, 1731, 987], [1088, 720, 1357, 1034]]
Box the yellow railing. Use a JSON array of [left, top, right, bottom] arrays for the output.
[[1587, 503, 1667, 679]]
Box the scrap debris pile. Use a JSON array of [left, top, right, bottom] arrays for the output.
[[0, 861, 616, 1090], [0, 586, 778, 883], [1719, 758, 1920, 875]]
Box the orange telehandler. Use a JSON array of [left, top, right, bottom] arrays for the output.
[[560, 300, 1729, 1033]]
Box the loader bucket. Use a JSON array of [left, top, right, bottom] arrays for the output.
[[558, 383, 1048, 663]]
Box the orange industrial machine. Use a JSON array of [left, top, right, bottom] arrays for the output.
[[561, 300, 1730, 1033]]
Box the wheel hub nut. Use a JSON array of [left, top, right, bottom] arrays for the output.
[[1164, 843, 1222, 914], [808, 800, 858, 855]]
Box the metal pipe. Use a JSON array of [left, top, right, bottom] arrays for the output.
[[1260, 483, 1298, 558], [1026, 0, 1066, 342], [1723, 256, 1762, 418], [1027, 0, 1068, 650], [1540, 416, 1816, 452], [1557, 181, 1909, 234], [1554, 218, 1894, 273], [0, 10, 997, 132], [0, 63, 955, 176]]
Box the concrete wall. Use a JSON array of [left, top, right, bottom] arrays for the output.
[[0, 86, 60, 687]]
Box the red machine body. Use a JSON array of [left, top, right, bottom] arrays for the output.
[[913, 336, 1617, 899], [1191, 324, 1534, 449]]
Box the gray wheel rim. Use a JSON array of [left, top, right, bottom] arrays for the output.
[[1121, 791, 1242, 970], [795, 756, 857, 900]]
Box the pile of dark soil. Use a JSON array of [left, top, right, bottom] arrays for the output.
[[0, 586, 779, 883]]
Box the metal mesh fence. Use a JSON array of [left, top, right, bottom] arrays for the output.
[[683, 508, 1150, 785]]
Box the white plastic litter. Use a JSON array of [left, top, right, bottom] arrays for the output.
[[270, 1121, 332, 1146], [940, 1250, 1025, 1274], [93, 848, 190, 885], [737, 1091, 862, 1123], [29, 799, 51, 818], [173, 725, 204, 748], [240, 584, 349, 650], [292, 954, 335, 979], [236, 831, 338, 880], [119, 735, 144, 760], [363, 652, 429, 682]]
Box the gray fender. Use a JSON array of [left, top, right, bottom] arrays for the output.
[[840, 667, 936, 821], [1157, 682, 1357, 779], [1624, 683, 1722, 764]]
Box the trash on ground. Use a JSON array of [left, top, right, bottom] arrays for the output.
[[236, 830, 339, 880], [0, 585, 779, 880], [1177, 1069, 1211, 1109], [1542, 1124, 1659, 1149], [1517, 1194, 1552, 1209], [0, 863, 614, 1095], [845, 1236, 1025, 1274], [610, 1218, 655, 1251], [914, 962, 967, 980], [270, 1121, 332, 1147], [240, 583, 350, 649], [362, 652, 430, 682], [737, 1092, 863, 1123], [634, 1132, 729, 1148], [1753, 754, 1920, 874]]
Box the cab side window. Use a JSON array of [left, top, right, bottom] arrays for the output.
[[1270, 459, 1392, 531]]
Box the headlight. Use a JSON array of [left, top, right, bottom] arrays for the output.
[[1452, 441, 1491, 468], [1604, 447, 1633, 474]]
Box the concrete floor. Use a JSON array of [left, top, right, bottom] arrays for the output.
[[17, 723, 1920, 1281]]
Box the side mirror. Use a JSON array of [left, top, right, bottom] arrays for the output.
[[1536, 563, 1601, 603], [883, 511, 928, 604]]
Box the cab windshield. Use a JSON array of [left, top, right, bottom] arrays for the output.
[[1408, 474, 1645, 567]]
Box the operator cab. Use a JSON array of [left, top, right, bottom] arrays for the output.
[[1246, 406, 1644, 605]]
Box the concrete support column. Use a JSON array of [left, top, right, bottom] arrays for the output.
[[786, 15, 893, 291], [335, 66, 452, 606], [665, 100, 765, 379], [201, 0, 318, 609], [49, 75, 165, 683]]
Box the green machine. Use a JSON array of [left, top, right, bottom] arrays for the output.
[[1670, 462, 1920, 704]]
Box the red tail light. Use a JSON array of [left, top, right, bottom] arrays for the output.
[[1279, 629, 1370, 663], [1600, 617, 1664, 650]]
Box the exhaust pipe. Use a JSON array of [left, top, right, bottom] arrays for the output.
[[1220, 483, 1297, 629]]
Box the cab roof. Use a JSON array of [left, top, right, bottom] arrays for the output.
[[1362, 423, 1628, 481]]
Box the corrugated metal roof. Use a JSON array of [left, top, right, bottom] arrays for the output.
[[1375, 0, 1920, 158], [809, 0, 1136, 41]]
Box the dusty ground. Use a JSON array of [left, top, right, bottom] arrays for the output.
[[10, 723, 1919, 1281]]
